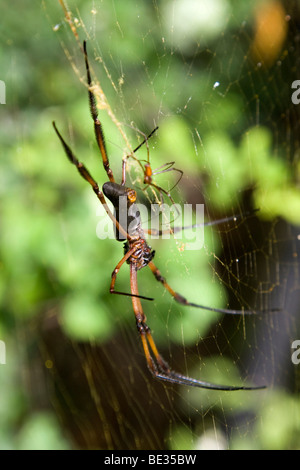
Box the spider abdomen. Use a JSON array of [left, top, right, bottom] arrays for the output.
[[103, 181, 142, 242]]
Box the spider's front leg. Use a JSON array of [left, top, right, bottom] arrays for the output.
[[83, 40, 115, 183], [52, 121, 129, 241]]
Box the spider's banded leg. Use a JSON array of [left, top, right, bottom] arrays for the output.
[[147, 260, 277, 315], [130, 265, 265, 390], [52, 122, 128, 241], [145, 209, 260, 237], [83, 40, 115, 183], [110, 248, 154, 301]]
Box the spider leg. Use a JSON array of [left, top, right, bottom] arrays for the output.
[[145, 180, 177, 206], [130, 264, 181, 378], [153, 372, 266, 390], [121, 127, 159, 186], [130, 264, 265, 390], [145, 209, 260, 237], [110, 247, 154, 301], [132, 127, 159, 154], [53, 123, 154, 301], [83, 40, 115, 183], [147, 260, 279, 315], [151, 162, 183, 193], [142, 161, 182, 210], [142, 179, 180, 221], [52, 121, 129, 241]]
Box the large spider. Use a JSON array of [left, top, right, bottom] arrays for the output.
[[53, 41, 268, 391]]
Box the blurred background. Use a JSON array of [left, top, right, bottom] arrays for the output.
[[1, 0, 300, 450]]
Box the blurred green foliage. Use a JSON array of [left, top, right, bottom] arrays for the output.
[[0, 0, 299, 450]]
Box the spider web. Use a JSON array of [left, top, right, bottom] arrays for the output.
[[45, 0, 300, 450], [4, 0, 300, 450]]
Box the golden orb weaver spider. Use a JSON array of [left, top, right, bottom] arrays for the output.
[[53, 41, 272, 391]]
